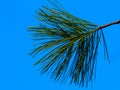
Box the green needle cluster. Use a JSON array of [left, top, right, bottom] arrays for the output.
[[28, 0, 109, 87]]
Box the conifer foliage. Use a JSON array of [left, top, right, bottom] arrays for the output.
[[28, 0, 110, 87]]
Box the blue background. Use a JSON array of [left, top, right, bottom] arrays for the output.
[[0, 0, 120, 89]]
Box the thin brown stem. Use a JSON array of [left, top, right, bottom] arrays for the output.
[[97, 20, 120, 30]]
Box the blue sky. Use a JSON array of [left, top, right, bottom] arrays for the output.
[[0, 0, 120, 90]]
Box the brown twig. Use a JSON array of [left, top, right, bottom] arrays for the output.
[[97, 20, 120, 30]]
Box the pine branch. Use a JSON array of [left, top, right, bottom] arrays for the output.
[[97, 20, 120, 30], [28, 0, 120, 87]]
